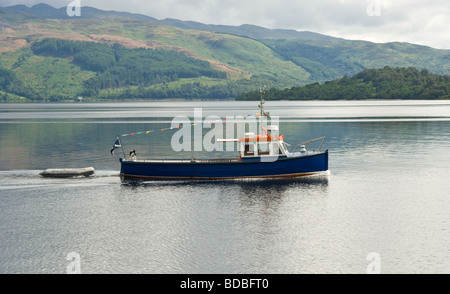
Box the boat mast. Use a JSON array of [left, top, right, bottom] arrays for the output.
[[118, 135, 127, 159], [259, 86, 269, 135]]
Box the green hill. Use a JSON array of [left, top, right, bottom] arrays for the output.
[[1, 4, 450, 102], [266, 39, 450, 82], [237, 67, 450, 100]]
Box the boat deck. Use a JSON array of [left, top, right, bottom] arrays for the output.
[[127, 158, 240, 164]]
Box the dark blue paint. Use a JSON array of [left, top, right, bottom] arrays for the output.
[[120, 151, 328, 180]]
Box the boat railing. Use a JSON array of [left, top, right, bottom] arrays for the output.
[[290, 137, 326, 154], [128, 158, 239, 164]]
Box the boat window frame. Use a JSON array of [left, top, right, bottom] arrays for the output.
[[241, 141, 287, 158], [244, 142, 256, 156]]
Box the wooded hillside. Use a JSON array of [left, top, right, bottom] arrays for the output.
[[236, 67, 450, 100]]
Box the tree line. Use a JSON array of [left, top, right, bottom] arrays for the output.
[[0, 67, 32, 101], [237, 67, 450, 100]]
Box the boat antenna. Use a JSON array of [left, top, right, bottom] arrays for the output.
[[259, 86, 265, 118], [259, 85, 269, 134]]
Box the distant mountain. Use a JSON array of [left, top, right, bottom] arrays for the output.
[[266, 38, 450, 81], [159, 19, 342, 41], [1, 3, 449, 102], [4, 3, 159, 22], [3, 3, 339, 41]]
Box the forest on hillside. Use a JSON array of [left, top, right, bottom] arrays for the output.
[[32, 39, 226, 97], [237, 67, 450, 101], [2, 5, 450, 102], [1, 40, 450, 102], [0, 38, 229, 101]]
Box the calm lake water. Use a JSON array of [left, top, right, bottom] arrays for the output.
[[1, 100, 450, 274]]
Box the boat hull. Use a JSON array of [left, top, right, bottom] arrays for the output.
[[120, 151, 328, 180]]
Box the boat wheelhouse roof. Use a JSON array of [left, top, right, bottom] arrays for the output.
[[217, 127, 284, 143], [239, 134, 284, 143], [217, 134, 284, 143]]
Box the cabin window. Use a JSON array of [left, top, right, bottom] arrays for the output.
[[244, 143, 255, 155]]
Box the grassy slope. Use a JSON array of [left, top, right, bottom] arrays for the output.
[[0, 11, 311, 100], [66, 18, 310, 84], [268, 39, 450, 82], [1, 8, 449, 101]]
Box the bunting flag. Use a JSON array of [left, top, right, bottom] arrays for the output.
[[119, 113, 259, 138], [121, 125, 184, 137], [111, 113, 262, 156]]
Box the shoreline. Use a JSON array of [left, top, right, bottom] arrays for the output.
[[2, 98, 450, 104]]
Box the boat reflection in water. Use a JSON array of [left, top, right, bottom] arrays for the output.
[[120, 174, 330, 189]]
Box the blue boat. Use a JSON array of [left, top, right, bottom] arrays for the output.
[[120, 150, 328, 180], [119, 90, 329, 180]]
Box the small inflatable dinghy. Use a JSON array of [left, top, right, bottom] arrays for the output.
[[40, 167, 95, 178]]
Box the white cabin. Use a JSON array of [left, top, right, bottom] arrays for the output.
[[218, 125, 289, 161]]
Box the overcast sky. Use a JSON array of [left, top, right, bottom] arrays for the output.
[[2, 0, 449, 49]]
